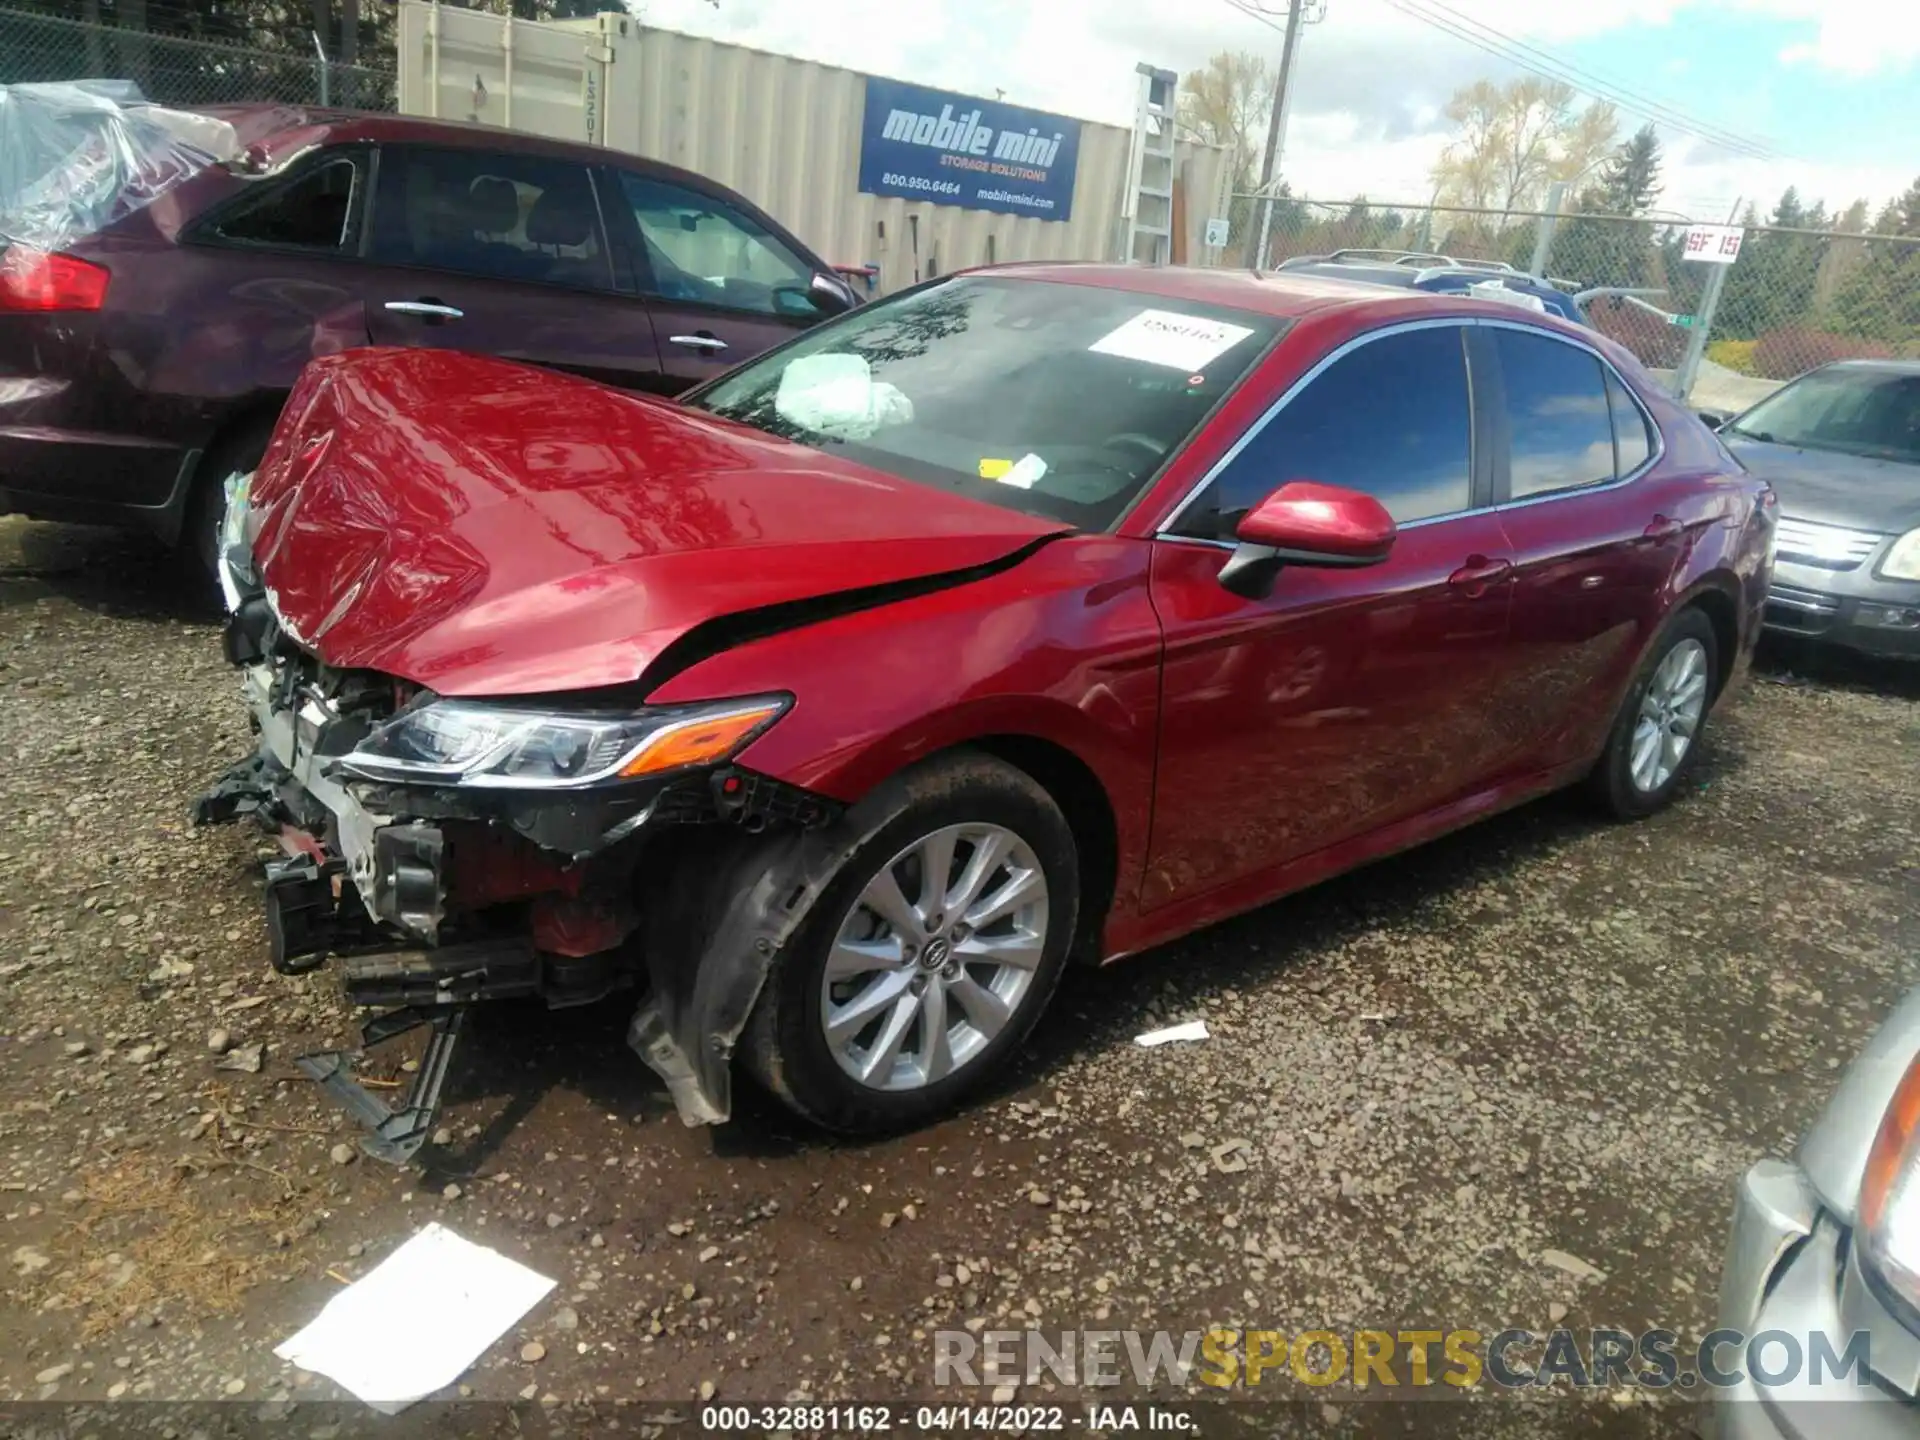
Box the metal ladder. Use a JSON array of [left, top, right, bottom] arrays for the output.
[[1120, 64, 1179, 266]]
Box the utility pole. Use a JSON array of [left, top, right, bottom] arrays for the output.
[[1252, 0, 1309, 271]]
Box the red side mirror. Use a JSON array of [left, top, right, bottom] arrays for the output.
[[1219, 481, 1397, 599], [1237, 480, 1397, 562]]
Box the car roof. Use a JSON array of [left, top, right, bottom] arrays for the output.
[[963, 261, 1529, 321], [193, 103, 736, 193]]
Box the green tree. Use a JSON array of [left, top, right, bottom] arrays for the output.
[[1545, 127, 1663, 286], [1714, 187, 1831, 341], [1830, 176, 1920, 345], [1597, 124, 1662, 215]]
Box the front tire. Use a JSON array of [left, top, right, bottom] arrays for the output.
[[1587, 607, 1719, 818], [742, 752, 1079, 1134]]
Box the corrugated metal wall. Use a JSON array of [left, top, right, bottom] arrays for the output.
[[396, 2, 1232, 296]]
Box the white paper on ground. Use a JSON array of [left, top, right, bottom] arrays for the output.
[[1088, 309, 1254, 372], [1134, 1019, 1211, 1047], [274, 1222, 555, 1414]]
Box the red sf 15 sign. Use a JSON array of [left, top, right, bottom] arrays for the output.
[[1683, 225, 1745, 264]]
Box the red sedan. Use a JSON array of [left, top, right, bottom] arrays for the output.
[[198, 264, 1775, 1152]]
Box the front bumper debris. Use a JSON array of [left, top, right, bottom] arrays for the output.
[[194, 588, 844, 1155], [299, 1007, 468, 1165]]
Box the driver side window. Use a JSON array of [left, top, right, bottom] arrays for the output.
[[614, 173, 815, 317], [1173, 323, 1474, 539]]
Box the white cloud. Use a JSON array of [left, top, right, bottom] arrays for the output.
[[1720, 0, 1920, 76]]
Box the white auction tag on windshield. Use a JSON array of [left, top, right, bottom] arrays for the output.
[[1089, 309, 1255, 372]]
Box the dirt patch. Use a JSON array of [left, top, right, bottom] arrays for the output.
[[17, 1148, 304, 1340]]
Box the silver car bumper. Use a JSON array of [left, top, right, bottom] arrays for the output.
[[1718, 1158, 1920, 1438]]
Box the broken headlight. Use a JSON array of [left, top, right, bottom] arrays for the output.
[[334, 695, 789, 789]]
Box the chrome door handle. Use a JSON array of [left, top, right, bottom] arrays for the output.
[[384, 300, 464, 319], [668, 333, 728, 351]]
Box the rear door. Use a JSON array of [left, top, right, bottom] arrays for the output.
[[1477, 322, 1690, 772], [1143, 321, 1520, 911], [600, 169, 828, 391], [359, 144, 662, 390]]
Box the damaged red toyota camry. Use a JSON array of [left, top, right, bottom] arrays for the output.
[[196, 264, 1775, 1156]]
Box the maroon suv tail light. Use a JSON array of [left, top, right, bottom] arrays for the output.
[[0, 247, 110, 312]]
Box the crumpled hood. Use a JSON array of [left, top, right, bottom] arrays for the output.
[[1724, 435, 1920, 534], [249, 348, 1065, 695]]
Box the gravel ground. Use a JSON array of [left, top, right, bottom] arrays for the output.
[[2, 515, 1918, 1438]]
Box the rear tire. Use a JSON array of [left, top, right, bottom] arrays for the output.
[[742, 751, 1079, 1135], [183, 420, 275, 592], [1586, 606, 1719, 819]]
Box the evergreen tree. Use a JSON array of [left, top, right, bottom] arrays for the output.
[[1831, 176, 1920, 343], [1597, 124, 1662, 216], [1549, 126, 1662, 286]]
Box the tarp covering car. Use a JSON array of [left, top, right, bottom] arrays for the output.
[[0, 79, 238, 251]]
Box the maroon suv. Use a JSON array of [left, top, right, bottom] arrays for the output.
[[0, 101, 856, 576]]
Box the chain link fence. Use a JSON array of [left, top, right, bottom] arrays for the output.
[[0, 5, 395, 111], [1201, 192, 1920, 409]]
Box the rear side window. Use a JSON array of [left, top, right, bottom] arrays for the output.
[[1607, 369, 1653, 475], [370, 146, 612, 292], [209, 156, 360, 252], [1494, 328, 1615, 499], [1176, 324, 1473, 535]]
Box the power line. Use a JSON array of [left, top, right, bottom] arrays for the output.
[[1219, 0, 1293, 38], [1393, 0, 1782, 159], [1382, 0, 1776, 159], [1373, 0, 1782, 162], [1217, 0, 1782, 164]]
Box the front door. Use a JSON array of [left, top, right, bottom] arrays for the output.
[[360, 144, 663, 392], [1144, 321, 1519, 910], [599, 170, 825, 392]]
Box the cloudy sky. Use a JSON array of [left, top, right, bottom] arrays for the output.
[[638, 0, 1918, 225]]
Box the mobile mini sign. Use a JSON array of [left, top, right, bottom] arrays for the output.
[[858, 78, 1083, 222]]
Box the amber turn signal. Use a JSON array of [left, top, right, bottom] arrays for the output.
[[615, 701, 786, 779]]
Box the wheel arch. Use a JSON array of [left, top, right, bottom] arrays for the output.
[[735, 685, 1153, 961], [965, 733, 1120, 965], [1673, 571, 1743, 701]]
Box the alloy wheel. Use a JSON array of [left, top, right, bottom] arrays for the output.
[[1629, 637, 1709, 793], [819, 822, 1049, 1092]]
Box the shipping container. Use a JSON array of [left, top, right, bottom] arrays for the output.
[[395, 1, 1232, 296]]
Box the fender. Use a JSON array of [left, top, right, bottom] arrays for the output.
[[647, 535, 1166, 920]]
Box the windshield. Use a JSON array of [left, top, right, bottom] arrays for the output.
[[685, 275, 1282, 527], [1725, 367, 1920, 466]]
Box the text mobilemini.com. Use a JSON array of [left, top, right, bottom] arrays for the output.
[[931, 1326, 1876, 1395]]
